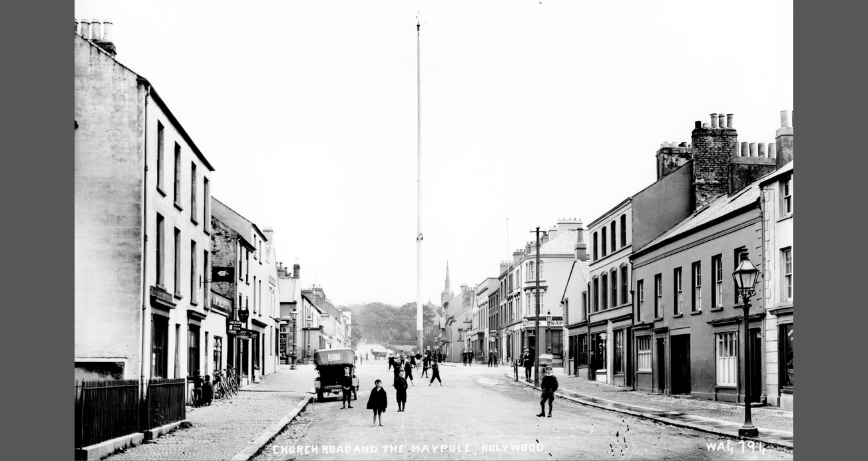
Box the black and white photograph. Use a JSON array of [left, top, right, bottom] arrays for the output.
[[72, 1, 794, 459]]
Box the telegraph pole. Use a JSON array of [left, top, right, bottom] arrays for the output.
[[415, 17, 424, 355], [534, 227, 541, 388]]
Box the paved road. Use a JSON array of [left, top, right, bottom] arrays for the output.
[[255, 360, 793, 460]]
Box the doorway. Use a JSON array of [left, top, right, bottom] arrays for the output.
[[670, 335, 691, 395], [656, 338, 666, 393], [749, 328, 762, 402]]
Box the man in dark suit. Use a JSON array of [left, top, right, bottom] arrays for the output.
[[522, 348, 534, 382]]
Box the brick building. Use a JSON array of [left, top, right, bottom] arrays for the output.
[[75, 24, 216, 404], [210, 198, 278, 386]]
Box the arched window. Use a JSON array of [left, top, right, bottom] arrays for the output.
[[620, 264, 628, 305], [593, 232, 599, 260], [592, 278, 599, 312], [601, 273, 608, 310], [620, 214, 627, 247], [611, 269, 618, 307], [611, 221, 617, 253]]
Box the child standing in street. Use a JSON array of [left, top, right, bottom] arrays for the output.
[[394, 371, 408, 411], [201, 375, 214, 406], [429, 359, 442, 386], [367, 379, 388, 426], [537, 367, 559, 417]]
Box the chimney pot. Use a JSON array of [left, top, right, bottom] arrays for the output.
[[758, 143, 767, 157], [81, 19, 91, 40], [91, 19, 102, 40], [726, 114, 734, 128], [702, 123, 709, 128], [749, 142, 757, 157], [718, 113, 726, 128], [695, 121, 701, 129], [102, 19, 113, 42], [769, 142, 776, 158], [679, 142, 688, 147], [661, 142, 668, 148], [780, 110, 791, 128], [711, 113, 719, 128], [740, 142, 748, 157]]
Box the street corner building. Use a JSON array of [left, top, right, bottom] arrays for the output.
[[627, 113, 793, 406], [74, 21, 283, 403]]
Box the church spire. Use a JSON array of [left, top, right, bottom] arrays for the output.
[[445, 261, 451, 293]]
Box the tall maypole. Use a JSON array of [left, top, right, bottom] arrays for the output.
[[416, 16, 424, 354]]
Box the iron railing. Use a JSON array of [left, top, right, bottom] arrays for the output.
[[74, 380, 140, 450], [145, 378, 186, 429]]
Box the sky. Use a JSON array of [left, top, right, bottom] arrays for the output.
[[75, 0, 793, 307]]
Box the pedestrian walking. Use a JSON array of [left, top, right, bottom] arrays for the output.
[[366, 352, 369, 361], [488, 351, 493, 367], [429, 359, 442, 386], [522, 348, 534, 381], [388, 355, 395, 371], [393, 358, 403, 386], [394, 371, 409, 411], [340, 367, 354, 409], [421, 356, 430, 378], [366, 379, 387, 426], [404, 359, 415, 386], [469, 351, 473, 366], [493, 350, 499, 367], [537, 367, 559, 417]]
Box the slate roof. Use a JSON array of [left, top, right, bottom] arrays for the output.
[[635, 173, 771, 256], [536, 229, 581, 256]]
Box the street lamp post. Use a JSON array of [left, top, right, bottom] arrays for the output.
[[289, 309, 298, 370], [733, 253, 760, 438]]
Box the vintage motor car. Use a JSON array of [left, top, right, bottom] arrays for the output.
[[313, 348, 359, 402]]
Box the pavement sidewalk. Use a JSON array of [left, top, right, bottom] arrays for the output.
[[505, 372, 793, 449], [107, 366, 314, 461]]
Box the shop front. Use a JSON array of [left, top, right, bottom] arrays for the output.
[[522, 316, 565, 368], [566, 321, 588, 378]]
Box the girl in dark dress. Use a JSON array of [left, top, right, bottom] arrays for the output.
[[366, 379, 387, 426]]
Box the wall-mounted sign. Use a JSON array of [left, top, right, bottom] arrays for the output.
[[228, 320, 243, 332], [210, 293, 233, 315], [212, 267, 235, 283], [235, 328, 258, 339]]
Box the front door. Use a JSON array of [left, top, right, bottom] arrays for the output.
[[750, 328, 762, 402], [670, 335, 691, 395], [656, 338, 666, 393]]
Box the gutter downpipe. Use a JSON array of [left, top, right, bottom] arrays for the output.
[[140, 80, 151, 391]]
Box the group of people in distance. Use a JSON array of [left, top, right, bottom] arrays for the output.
[[363, 347, 559, 426]]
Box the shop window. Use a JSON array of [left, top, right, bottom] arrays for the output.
[[637, 336, 651, 371], [716, 331, 737, 386], [578, 334, 588, 366], [613, 329, 624, 374], [779, 324, 793, 389], [188, 324, 200, 376]]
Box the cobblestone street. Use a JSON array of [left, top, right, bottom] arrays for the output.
[[107, 366, 312, 461]]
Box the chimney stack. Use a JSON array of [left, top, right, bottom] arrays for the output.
[[500, 262, 510, 275], [513, 249, 525, 264], [575, 224, 589, 261], [293, 263, 300, 279], [691, 112, 738, 209], [776, 109, 794, 168]]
